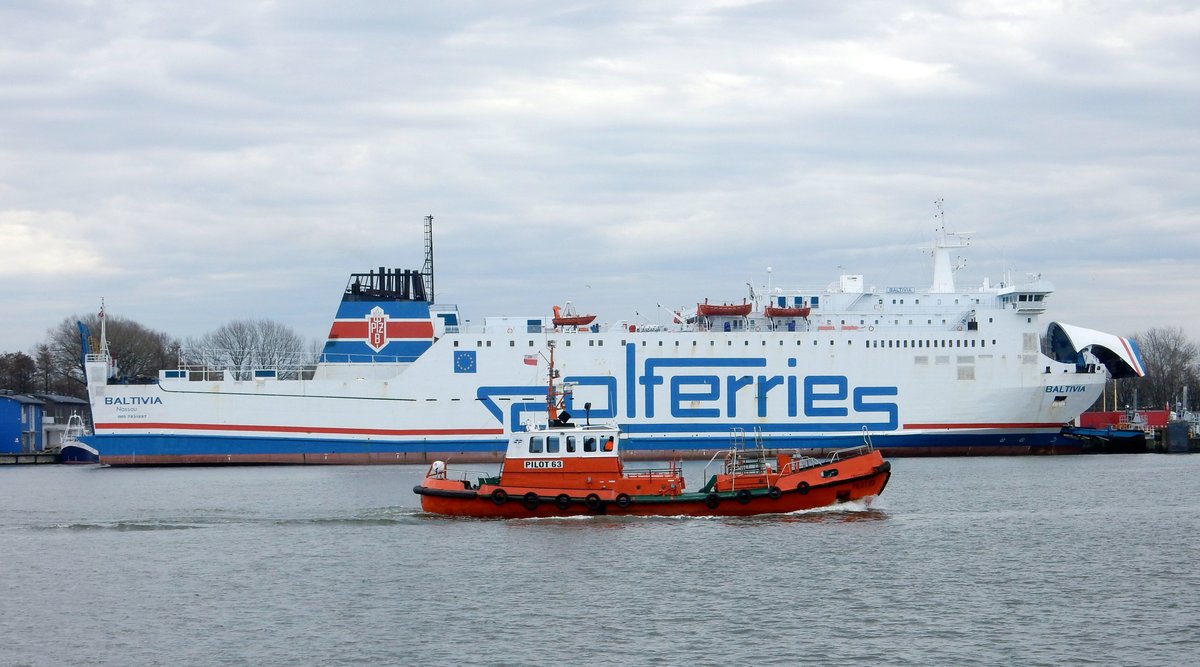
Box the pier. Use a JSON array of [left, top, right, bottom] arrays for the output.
[[0, 452, 60, 465]]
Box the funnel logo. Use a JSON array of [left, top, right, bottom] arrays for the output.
[[366, 306, 388, 352]]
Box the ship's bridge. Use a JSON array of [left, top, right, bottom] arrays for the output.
[[997, 279, 1053, 314]]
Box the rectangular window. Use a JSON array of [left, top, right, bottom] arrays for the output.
[[584, 437, 597, 453], [529, 436, 543, 454], [546, 436, 560, 453], [566, 436, 577, 453]]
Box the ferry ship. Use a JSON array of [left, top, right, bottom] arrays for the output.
[[80, 219, 1145, 465]]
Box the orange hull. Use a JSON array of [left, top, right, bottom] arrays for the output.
[[415, 451, 890, 518]]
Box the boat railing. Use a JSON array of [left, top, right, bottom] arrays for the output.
[[828, 444, 873, 462], [623, 464, 680, 478], [780, 455, 826, 474]]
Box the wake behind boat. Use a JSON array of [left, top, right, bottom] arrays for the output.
[[79, 215, 1145, 465]]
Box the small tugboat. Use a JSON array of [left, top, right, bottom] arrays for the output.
[[413, 345, 891, 518]]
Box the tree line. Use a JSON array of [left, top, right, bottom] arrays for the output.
[[1, 315, 1197, 415], [0, 313, 311, 399]]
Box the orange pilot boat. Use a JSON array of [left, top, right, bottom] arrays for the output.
[[413, 345, 891, 518]]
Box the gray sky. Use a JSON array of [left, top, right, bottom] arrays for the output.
[[2, 0, 1198, 352]]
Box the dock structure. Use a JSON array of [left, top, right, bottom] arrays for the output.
[[0, 452, 60, 465]]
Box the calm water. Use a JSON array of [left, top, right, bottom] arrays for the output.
[[2, 455, 1197, 667]]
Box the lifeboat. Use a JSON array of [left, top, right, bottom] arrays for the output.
[[764, 305, 811, 318], [696, 301, 752, 317], [552, 303, 597, 327], [413, 345, 892, 518]]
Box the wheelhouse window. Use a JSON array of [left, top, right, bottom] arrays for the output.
[[529, 436, 543, 453], [584, 437, 597, 452], [546, 436, 560, 453]]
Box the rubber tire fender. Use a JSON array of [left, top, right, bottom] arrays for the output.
[[615, 493, 632, 509], [491, 488, 509, 505], [736, 489, 752, 505], [767, 486, 782, 500], [584, 493, 603, 511], [705, 493, 720, 509], [554, 494, 571, 511], [522, 492, 540, 511], [796, 481, 810, 495]]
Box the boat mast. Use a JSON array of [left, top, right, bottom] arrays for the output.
[[422, 214, 435, 304]]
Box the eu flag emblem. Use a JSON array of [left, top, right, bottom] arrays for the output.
[[453, 350, 477, 374]]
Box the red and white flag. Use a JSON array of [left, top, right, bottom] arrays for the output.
[[523, 354, 538, 366]]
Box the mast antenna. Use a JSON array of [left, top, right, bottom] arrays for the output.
[[422, 214, 435, 304]]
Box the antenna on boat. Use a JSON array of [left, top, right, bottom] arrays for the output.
[[422, 214, 435, 304]]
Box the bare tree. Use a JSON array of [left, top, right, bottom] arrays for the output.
[[44, 313, 180, 394], [1119, 327, 1199, 412], [185, 319, 308, 379]]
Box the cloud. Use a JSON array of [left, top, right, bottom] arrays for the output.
[[0, 0, 1197, 351]]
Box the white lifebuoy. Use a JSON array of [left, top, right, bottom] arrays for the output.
[[956, 325, 963, 331], [507, 328, 513, 334], [868, 325, 874, 332]]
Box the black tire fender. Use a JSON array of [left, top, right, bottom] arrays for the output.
[[584, 493, 602, 511], [736, 489, 752, 504], [554, 494, 571, 510], [705, 493, 720, 509], [522, 492, 539, 511], [797, 481, 810, 495], [615, 493, 632, 509], [767, 486, 782, 500], [491, 488, 508, 505]]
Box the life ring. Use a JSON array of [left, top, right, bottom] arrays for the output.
[[956, 325, 963, 331], [705, 493, 720, 509], [736, 489, 752, 504], [584, 493, 602, 511], [615, 493, 632, 509], [522, 492, 540, 511], [507, 327, 513, 334], [767, 486, 782, 500], [554, 494, 571, 510], [491, 488, 509, 505], [796, 481, 810, 495], [868, 325, 874, 332]]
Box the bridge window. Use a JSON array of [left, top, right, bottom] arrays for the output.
[[566, 436, 576, 453], [584, 437, 597, 452], [546, 436, 560, 453], [529, 436, 543, 453]]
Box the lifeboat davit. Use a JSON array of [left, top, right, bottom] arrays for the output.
[[552, 304, 596, 327], [413, 345, 892, 518], [764, 305, 811, 318], [696, 301, 752, 317]]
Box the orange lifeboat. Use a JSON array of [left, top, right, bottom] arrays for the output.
[[696, 300, 752, 317], [764, 305, 811, 318], [552, 303, 597, 327]]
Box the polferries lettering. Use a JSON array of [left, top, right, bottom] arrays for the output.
[[478, 348, 899, 430]]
